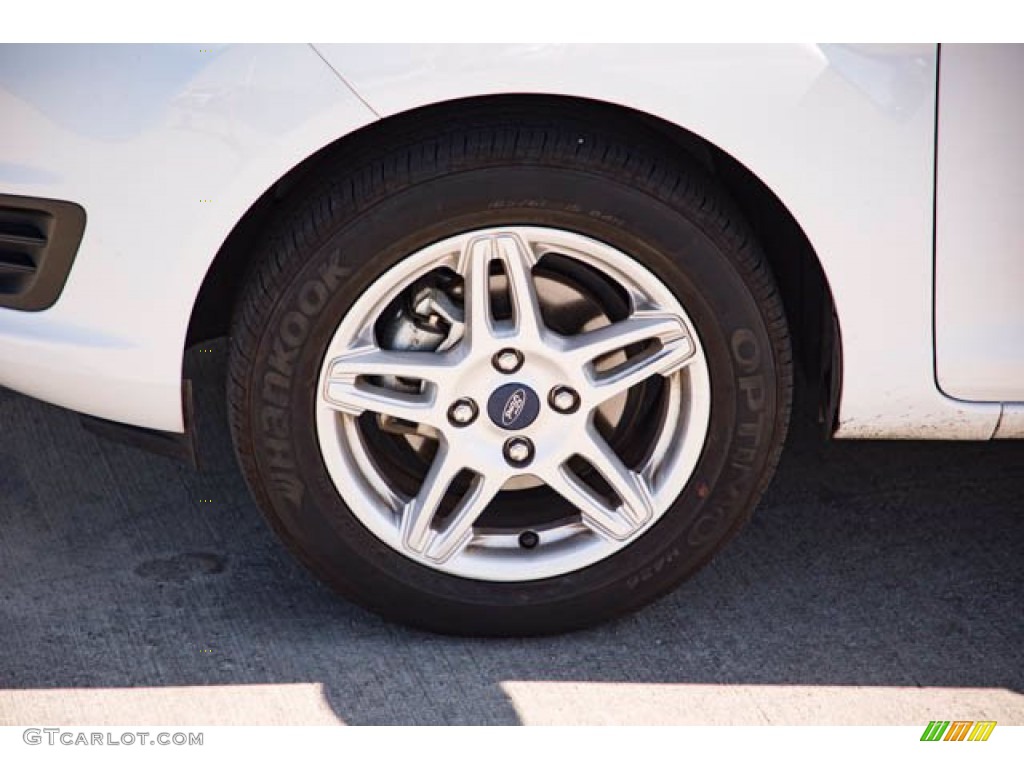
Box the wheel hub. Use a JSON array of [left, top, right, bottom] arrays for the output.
[[487, 381, 540, 431]]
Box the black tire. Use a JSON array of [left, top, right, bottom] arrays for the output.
[[227, 112, 792, 636]]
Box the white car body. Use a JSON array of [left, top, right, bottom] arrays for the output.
[[1, 43, 1022, 439]]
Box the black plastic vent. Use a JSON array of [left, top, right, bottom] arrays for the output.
[[0, 195, 86, 311]]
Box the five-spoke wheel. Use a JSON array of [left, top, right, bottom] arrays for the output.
[[315, 228, 711, 580]]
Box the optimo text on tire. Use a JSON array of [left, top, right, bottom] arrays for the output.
[[227, 113, 792, 636]]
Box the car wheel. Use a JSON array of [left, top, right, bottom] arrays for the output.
[[227, 114, 792, 635]]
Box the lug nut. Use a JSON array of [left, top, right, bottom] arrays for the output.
[[493, 348, 524, 374], [503, 436, 534, 467], [447, 398, 478, 427], [548, 385, 580, 414]]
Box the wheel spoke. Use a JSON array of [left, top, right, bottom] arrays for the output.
[[400, 441, 462, 555], [570, 313, 696, 405], [424, 474, 503, 563], [564, 313, 689, 365], [590, 344, 692, 404], [323, 377, 438, 426], [576, 424, 653, 528], [541, 464, 641, 542], [494, 233, 544, 340], [461, 236, 496, 344], [322, 346, 458, 425], [326, 346, 458, 382], [458, 232, 543, 345]]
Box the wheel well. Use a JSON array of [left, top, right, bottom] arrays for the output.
[[187, 94, 840, 432]]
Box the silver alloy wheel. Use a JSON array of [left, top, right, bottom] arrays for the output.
[[314, 226, 712, 581]]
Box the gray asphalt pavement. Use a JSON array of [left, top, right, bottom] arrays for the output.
[[1, 340, 1022, 725]]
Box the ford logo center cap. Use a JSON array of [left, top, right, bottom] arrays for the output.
[[487, 382, 540, 431]]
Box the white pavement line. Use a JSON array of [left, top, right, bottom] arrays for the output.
[[0, 684, 342, 726], [500, 682, 1024, 725]]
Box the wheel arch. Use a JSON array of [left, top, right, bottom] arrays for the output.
[[187, 93, 840, 432]]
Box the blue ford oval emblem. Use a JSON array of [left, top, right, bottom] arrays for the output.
[[487, 382, 540, 431], [502, 389, 527, 426]]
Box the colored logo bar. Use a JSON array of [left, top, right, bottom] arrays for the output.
[[920, 720, 996, 742]]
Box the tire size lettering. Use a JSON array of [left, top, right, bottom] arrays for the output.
[[627, 547, 681, 590]]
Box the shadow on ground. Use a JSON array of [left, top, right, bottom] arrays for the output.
[[0, 341, 1021, 724]]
